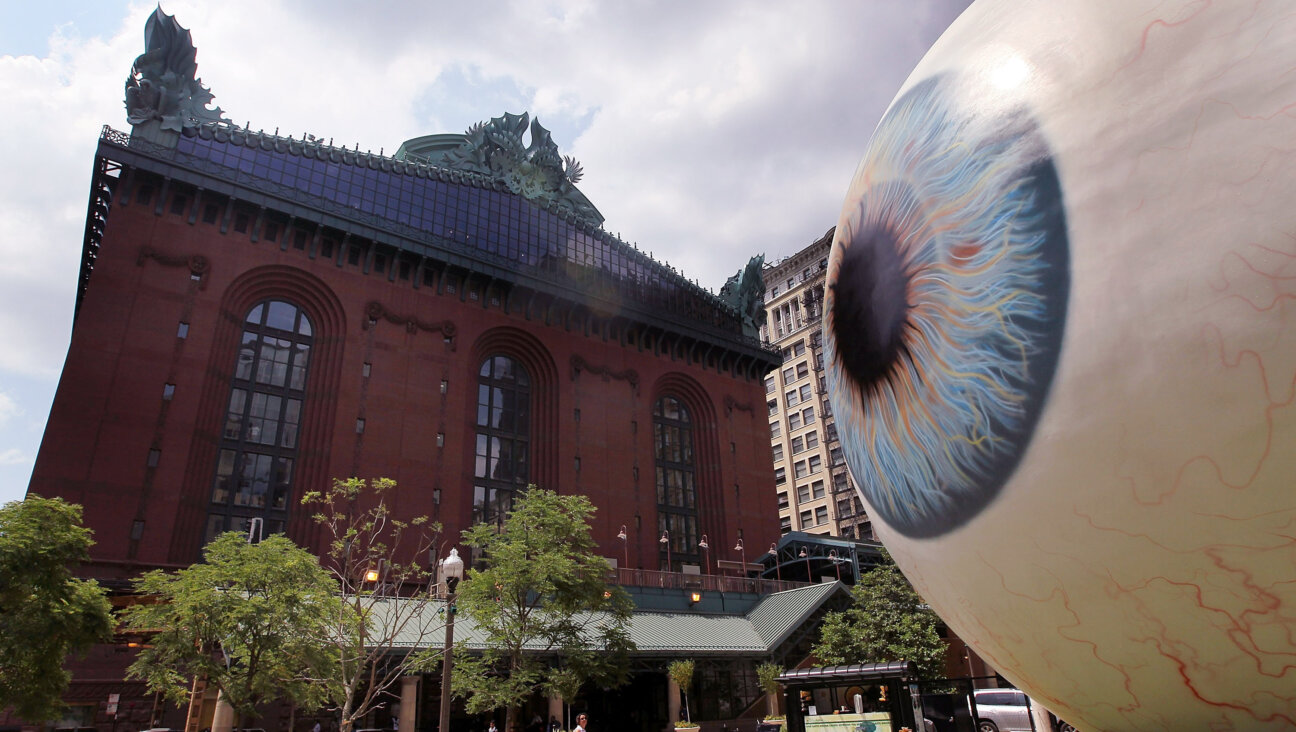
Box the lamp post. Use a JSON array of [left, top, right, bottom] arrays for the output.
[[828, 549, 842, 581], [659, 530, 671, 572], [733, 538, 746, 576], [800, 546, 812, 582], [768, 543, 781, 583], [438, 548, 465, 732], [698, 534, 711, 575], [617, 524, 629, 575]]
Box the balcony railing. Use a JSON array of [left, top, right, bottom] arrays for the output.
[[609, 567, 809, 594]]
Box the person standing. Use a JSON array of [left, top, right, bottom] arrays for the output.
[[574, 714, 588, 732]]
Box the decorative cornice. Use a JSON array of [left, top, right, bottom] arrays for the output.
[[723, 394, 754, 416], [719, 254, 767, 340], [124, 8, 227, 135], [570, 355, 639, 395], [437, 112, 599, 227], [136, 246, 209, 288], [363, 301, 456, 349]]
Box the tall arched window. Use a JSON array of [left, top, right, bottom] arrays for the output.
[[473, 355, 531, 526], [206, 300, 312, 542], [655, 396, 699, 570]]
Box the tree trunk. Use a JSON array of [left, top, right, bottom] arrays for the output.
[[507, 704, 520, 732]]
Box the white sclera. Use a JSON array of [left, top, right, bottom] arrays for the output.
[[835, 1, 1296, 729]]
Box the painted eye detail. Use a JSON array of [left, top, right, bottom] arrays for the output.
[[824, 73, 1070, 539]]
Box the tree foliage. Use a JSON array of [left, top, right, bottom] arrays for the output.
[[303, 477, 445, 732], [756, 662, 783, 695], [454, 488, 635, 732], [812, 553, 947, 680], [123, 532, 340, 725], [667, 659, 695, 725], [0, 496, 113, 720], [756, 662, 783, 717]]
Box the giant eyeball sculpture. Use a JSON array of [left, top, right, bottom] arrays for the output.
[[824, 1, 1296, 729]]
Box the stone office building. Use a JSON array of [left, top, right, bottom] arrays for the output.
[[760, 229, 874, 542]]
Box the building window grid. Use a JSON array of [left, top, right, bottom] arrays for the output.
[[473, 356, 531, 527], [655, 396, 700, 569], [206, 300, 312, 544]]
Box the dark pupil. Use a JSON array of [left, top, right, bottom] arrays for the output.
[[830, 224, 911, 392]]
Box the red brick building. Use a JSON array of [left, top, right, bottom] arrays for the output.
[[16, 12, 790, 729], [31, 113, 780, 578]]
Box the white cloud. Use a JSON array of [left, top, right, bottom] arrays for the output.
[[0, 392, 20, 424], [0, 448, 28, 467], [0, 0, 971, 447]]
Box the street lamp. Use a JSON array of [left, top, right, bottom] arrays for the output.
[[617, 524, 629, 574], [438, 548, 465, 732], [659, 530, 671, 571], [698, 534, 711, 575], [734, 538, 746, 576], [800, 546, 812, 582], [768, 543, 781, 582], [828, 549, 842, 581]]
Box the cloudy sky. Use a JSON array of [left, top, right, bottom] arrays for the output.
[[0, 0, 971, 505]]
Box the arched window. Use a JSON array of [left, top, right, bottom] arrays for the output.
[[473, 355, 531, 526], [655, 396, 699, 570], [205, 300, 313, 542]]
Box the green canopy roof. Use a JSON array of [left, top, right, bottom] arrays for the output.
[[378, 581, 848, 658]]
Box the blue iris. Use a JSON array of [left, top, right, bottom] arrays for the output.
[[825, 73, 1070, 538]]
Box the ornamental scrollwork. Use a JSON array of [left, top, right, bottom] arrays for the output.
[[363, 301, 457, 348], [136, 246, 209, 287], [570, 355, 639, 395], [723, 395, 754, 416]]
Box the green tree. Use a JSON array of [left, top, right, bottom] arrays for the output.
[[123, 532, 340, 725], [454, 488, 635, 732], [756, 662, 783, 718], [302, 478, 446, 732], [667, 659, 695, 726], [812, 552, 947, 680], [0, 496, 113, 720]]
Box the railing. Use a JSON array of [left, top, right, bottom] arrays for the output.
[[610, 567, 809, 594]]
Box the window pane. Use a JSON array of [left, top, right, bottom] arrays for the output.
[[224, 389, 246, 440], [272, 457, 292, 509], [205, 514, 227, 543], [281, 399, 301, 448], [212, 449, 236, 504], [290, 344, 310, 390], [265, 301, 297, 332], [236, 333, 257, 380]]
